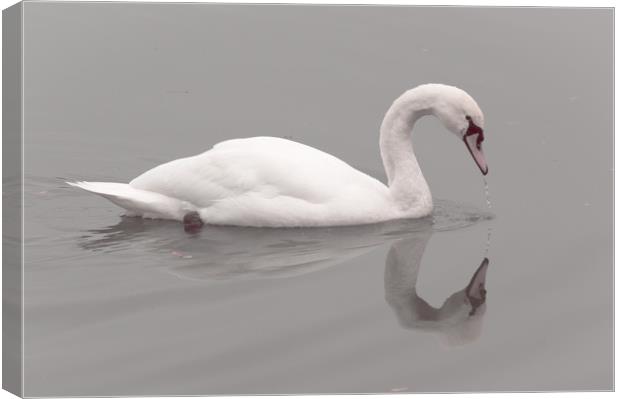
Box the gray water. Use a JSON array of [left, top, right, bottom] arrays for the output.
[[21, 3, 612, 396]]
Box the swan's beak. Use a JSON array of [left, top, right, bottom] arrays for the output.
[[466, 258, 489, 315], [464, 134, 488, 175]]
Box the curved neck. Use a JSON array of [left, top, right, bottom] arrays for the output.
[[380, 89, 435, 211], [384, 235, 442, 325]]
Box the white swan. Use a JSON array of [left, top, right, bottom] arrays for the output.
[[69, 83, 487, 228]]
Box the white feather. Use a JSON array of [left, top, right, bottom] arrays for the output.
[[67, 181, 194, 220], [68, 84, 486, 227]]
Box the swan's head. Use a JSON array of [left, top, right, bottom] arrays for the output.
[[429, 84, 488, 175]]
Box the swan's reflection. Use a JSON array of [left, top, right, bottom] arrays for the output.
[[80, 215, 439, 280], [385, 236, 489, 346], [78, 200, 491, 343]]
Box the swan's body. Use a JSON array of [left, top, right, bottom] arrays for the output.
[[69, 84, 487, 228]]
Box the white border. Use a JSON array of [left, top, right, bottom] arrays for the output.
[[0, 1, 615, 399], [2, 0, 619, 6]]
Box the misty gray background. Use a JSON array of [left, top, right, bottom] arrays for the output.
[[22, 2, 612, 396]]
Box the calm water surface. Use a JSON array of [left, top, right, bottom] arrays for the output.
[[22, 4, 612, 396]]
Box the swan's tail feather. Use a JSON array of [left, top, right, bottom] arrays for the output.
[[67, 181, 186, 220]]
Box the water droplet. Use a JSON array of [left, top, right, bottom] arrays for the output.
[[482, 176, 492, 209], [482, 177, 493, 257], [484, 226, 493, 257]]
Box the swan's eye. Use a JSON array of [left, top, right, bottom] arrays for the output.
[[465, 115, 472, 121]]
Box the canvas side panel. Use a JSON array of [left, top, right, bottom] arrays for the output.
[[2, 2, 23, 397]]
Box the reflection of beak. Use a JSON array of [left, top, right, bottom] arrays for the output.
[[464, 134, 489, 175], [466, 258, 489, 315]]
